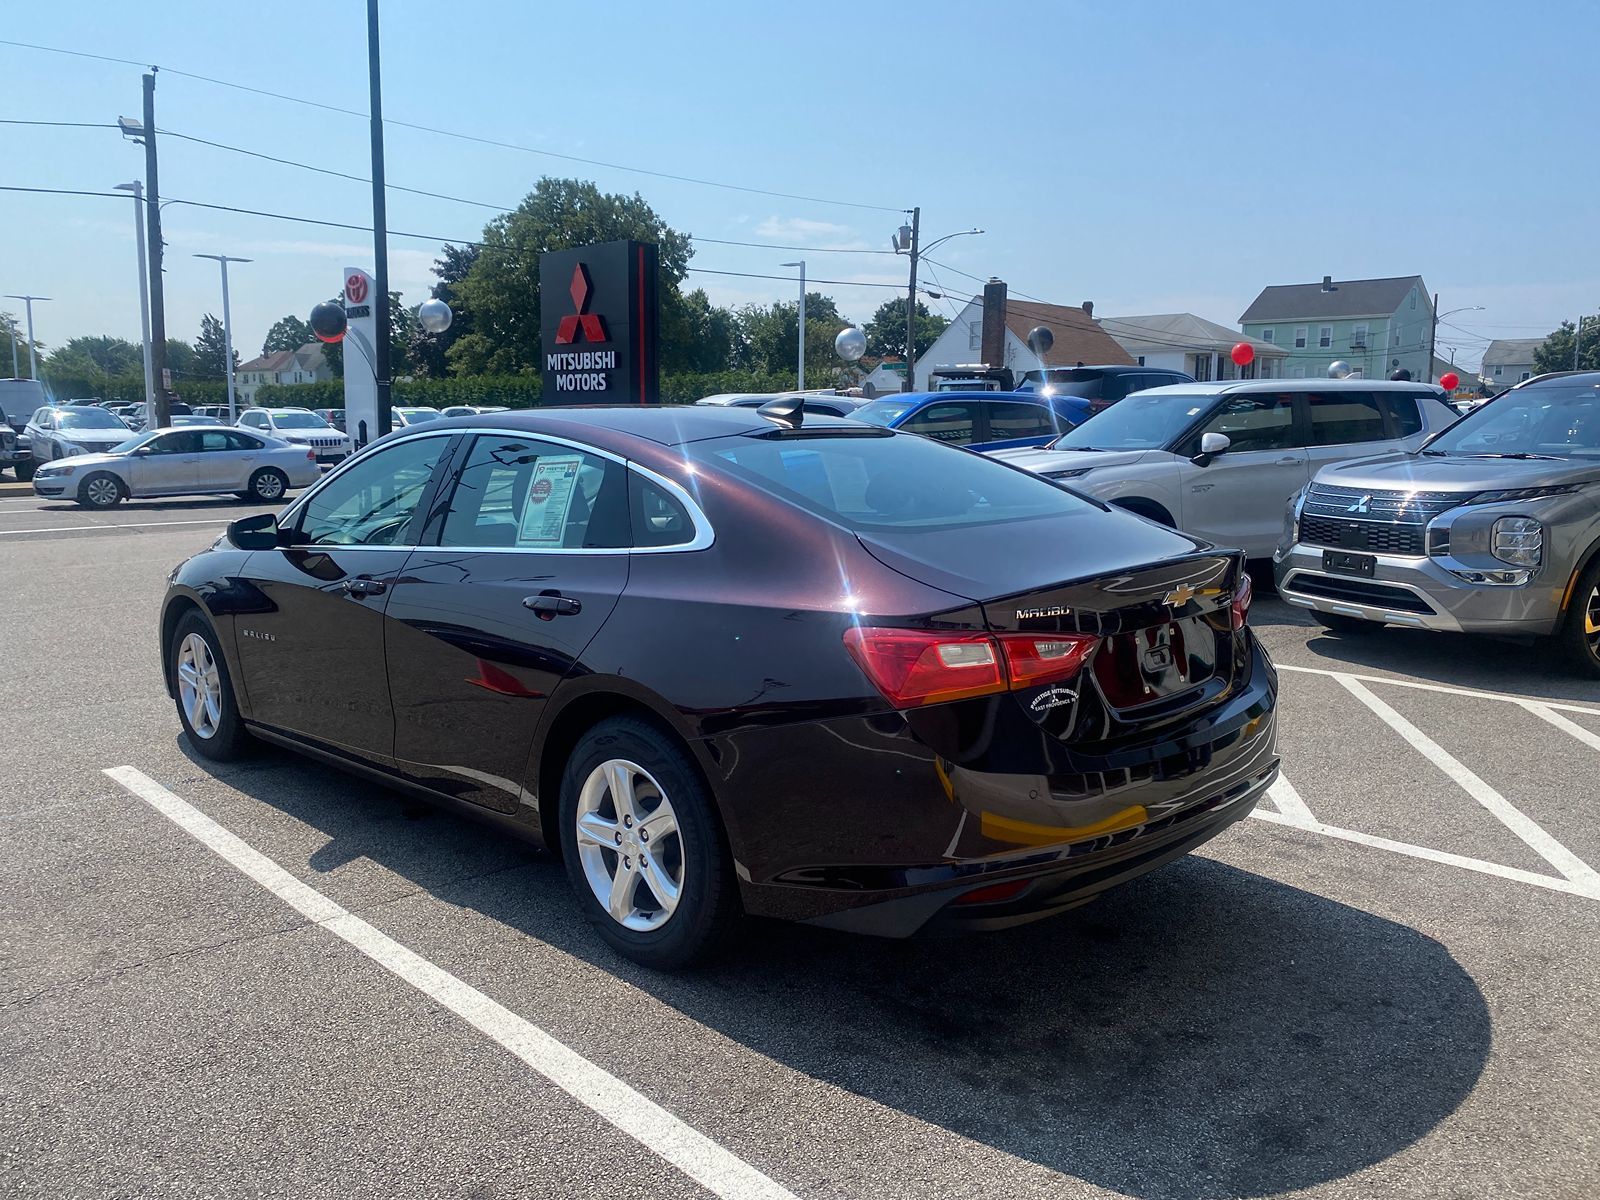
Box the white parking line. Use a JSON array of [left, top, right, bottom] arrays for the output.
[[103, 766, 799, 1200], [1336, 676, 1600, 891], [0, 517, 227, 536], [1525, 703, 1600, 753], [1278, 662, 1600, 717]]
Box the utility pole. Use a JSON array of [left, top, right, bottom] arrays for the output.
[[3, 295, 50, 379], [195, 255, 250, 424], [142, 72, 171, 428], [1576, 316, 1583, 371], [367, 0, 393, 437], [902, 206, 920, 391], [1426, 291, 1439, 384], [782, 261, 806, 390], [114, 181, 155, 406], [5, 315, 16, 378]]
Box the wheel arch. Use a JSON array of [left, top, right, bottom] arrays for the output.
[[1560, 529, 1600, 615], [528, 681, 717, 858], [1110, 495, 1177, 527]]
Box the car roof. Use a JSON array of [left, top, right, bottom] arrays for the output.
[[386, 403, 863, 449], [1129, 379, 1447, 399], [877, 390, 1063, 404]]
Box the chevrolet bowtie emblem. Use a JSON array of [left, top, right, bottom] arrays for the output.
[[1164, 584, 1196, 607]]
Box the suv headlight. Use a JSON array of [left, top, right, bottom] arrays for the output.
[[1491, 516, 1542, 567], [1469, 485, 1579, 504], [58, 441, 85, 455], [1045, 467, 1092, 480]]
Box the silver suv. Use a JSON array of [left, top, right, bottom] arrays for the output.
[[990, 379, 1458, 558], [1275, 372, 1600, 675]]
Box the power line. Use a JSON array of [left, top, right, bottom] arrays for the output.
[[0, 37, 905, 214]]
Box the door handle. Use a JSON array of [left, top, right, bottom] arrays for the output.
[[1276, 456, 1300, 465], [340, 578, 387, 598], [523, 592, 582, 618]]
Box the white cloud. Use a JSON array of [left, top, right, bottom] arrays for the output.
[[753, 215, 862, 246]]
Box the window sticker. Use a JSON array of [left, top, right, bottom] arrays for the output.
[[517, 454, 585, 546]]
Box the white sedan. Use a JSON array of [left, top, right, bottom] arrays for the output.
[[31, 425, 322, 509]]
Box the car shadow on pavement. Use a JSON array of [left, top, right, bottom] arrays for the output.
[[192, 745, 1491, 1200]]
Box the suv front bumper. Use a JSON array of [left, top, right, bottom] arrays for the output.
[[1274, 542, 1564, 635]]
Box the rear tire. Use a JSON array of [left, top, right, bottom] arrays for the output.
[[558, 716, 740, 969], [171, 611, 254, 760], [14, 459, 35, 482], [1550, 559, 1600, 679], [77, 471, 125, 510], [248, 468, 289, 503], [1312, 611, 1381, 634]]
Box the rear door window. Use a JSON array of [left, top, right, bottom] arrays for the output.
[[438, 434, 628, 550], [1380, 394, 1424, 437], [900, 401, 978, 445], [983, 401, 1056, 440], [1307, 391, 1388, 445]]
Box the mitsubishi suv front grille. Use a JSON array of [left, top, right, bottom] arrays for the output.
[[1300, 484, 1464, 557]]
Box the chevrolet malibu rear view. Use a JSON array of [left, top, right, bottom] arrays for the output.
[[160, 405, 1279, 967]]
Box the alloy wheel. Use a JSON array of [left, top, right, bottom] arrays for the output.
[[574, 758, 684, 932], [254, 472, 284, 500], [1585, 585, 1600, 660], [85, 476, 120, 507], [176, 632, 223, 740]]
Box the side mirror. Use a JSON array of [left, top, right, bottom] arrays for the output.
[[228, 512, 283, 550], [131, 446, 152, 456], [1192, 431, 1231, 466]]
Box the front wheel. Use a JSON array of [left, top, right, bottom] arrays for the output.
[[248, 467, 289, 503], [78, 472, 124, 510], [13, 459, 35, 482], [1550, 561, 1600, 678], [1312, 611, 1382, 634], [558, 717, 740, 969], [171, 611, 253, 760]]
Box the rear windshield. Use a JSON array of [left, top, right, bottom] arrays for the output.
[[691, 431, 1095, 531], [1053, 391, 1219, 451], [852, 400, 914, 427]]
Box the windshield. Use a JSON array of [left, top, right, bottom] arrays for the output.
[[109, 431, 160, 455], [690, 430, 1094, 532], [57, 408, 128, 430], [1052, 391, 1218, 451], [1425, 381, 1600, 459], [853, 400, 914, 427], [398, 408, 443, 422], [272, 411, 328, 429]]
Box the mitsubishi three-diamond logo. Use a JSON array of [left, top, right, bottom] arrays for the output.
[[555, 264, 609, 345], [1346, 494, 1372, 514]]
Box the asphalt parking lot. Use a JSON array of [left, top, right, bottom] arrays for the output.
[[3, 487, 1597, 1200]]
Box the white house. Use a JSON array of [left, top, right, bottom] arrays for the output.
[[1480, 338, 1543, 392], [914, 297, 1132, 390], [236, 343, 332, 406], [1100, 313, 1286, 381]]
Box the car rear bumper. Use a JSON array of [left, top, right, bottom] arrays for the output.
[[721, 637, 1279, 937], [1274, 542, 1562, 635]]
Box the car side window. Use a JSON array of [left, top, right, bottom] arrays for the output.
[[630, 473, 696, 548], [296, 435, 448, 546], [224, 431, 263, 451], [902, 402, 978, 445], [984, 401, 1056, 439], [1308, 391, 1388, 445], [439, 435, 628, 550], [1381, 395, 1424, 437], [147, 432, 202, 454], [1199, 394, 1297, 452]]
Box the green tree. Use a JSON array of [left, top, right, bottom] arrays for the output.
[[410, 244, 478, 378], [733, 293, 856, 383], [865, 297, 948, 360], [164, 339, 197, 379], [1532, 315, 1600, 376], [262, 315, 314, 355], [448, 177, 692, 376], [661, 287, 740, 374], [45, 335, 143, 379], [191, 314, 238, 378]]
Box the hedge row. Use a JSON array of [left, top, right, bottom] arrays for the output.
[[38, 374, 236, 406], [252, 370, 801, 410]]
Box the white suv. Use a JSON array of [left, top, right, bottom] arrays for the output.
[[237, 407, 353, 465], [990, 380, 1459, 559]]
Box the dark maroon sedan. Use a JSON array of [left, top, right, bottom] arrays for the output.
[[160, 403, 1278, 967]]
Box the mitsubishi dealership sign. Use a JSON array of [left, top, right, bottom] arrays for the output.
[[539, 240, 659, 403]]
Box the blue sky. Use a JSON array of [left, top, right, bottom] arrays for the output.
[[3, 0, 1596, 372]]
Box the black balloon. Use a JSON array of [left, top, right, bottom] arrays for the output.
[[310, 302, 348, 344], [1027, 325, 1054, 355]]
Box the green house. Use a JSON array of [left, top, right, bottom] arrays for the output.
[[1239, 275, 1434, 382]]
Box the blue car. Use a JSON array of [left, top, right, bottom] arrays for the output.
[[851, 390, 1091, 452]]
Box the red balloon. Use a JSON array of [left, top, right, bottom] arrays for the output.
[[1439, 372, 1460, 391], [1230, 341, 1255, 367]]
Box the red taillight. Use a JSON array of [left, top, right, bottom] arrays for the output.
[[842, 627, 1005, 708], [1231, 572, 1253, 630], [844, 627, 1098, 709], [306, 449, 316, 461]]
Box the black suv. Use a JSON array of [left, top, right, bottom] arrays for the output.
[[1019, 365, 1196, 413]]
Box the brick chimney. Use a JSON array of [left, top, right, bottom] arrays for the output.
[[1082, 300, 1094, 317]]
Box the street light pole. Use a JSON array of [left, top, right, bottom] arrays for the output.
[[1428, 301, 1486, 383], [194, 255, 251, 424], [367, 0, 393, 438], [3, 295, 50, 380], [115, 181, 155, 406], [5, 314, 18, 378], [782, 261, 805, 390], [893, 219, 982, 391]]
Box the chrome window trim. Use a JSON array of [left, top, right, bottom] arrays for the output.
[[277, 424, 715, 555]]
